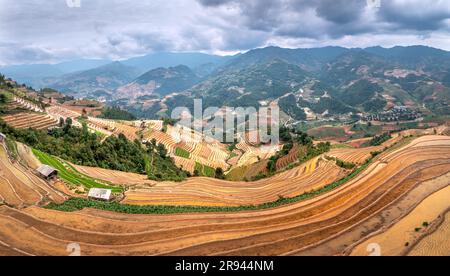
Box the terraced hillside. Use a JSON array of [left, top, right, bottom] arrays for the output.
[[0, 144, 66, 208], [122, 156, 343, 207], [0, 135, 448, 256], [1, 112, 58, 130]]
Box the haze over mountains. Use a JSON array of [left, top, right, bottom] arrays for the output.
[[1, 45, 450, 120]]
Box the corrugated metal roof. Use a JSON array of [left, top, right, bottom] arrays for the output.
[[88, 188, 112, 200], [36, 165, 58, 177]]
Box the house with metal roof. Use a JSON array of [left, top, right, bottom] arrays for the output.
[[36, 165, 58, 180], [0, 133, 6, 142], [88, 188, 112, 201]]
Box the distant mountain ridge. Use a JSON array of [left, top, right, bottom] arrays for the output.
[[115, 65, 201, 101], [46, 61, 142, 98], [0, 52, 230, 89], [2, 45, 450, 119]]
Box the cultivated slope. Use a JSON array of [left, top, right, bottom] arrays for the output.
[[0, 135, 448, 256]]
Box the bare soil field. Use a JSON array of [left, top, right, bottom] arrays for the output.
[[409, 211, 450, 256], [73, 164, 156, 187], [350, 173, 450, 256], [0, 135, 448, 256], [0, 145, 66, 208], [122, 157, 344, 207], [1, 112, 58, 130], [16, 142, 41, 169]]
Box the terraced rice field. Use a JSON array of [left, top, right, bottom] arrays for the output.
[[88, 117, 138, 141], [0, 135, 448, 256], [32, 149, 123, 193], [235, 141, 281, 167], [0, 145, 66, 208], [12, 96, 44, 113], [173, 156, 196, 174], [122, 156, 345, 207], [1, 112, 58, 130], [46, 105, 81, 121], [143, 126, 230, 170], [73, 165, 156, 187], [226, 159, 269, 182], [143, 129, 178, 153], [175, 147, 191, 159], [276, 144, 304, 170], [350, 173, 450, 256]]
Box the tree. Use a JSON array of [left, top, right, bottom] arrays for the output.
[[59, 118, 65, 128], [157, 143, 168, 158], [82, 122, 89, 141], [215, 168, 225, 179], [63, 117, 73, 133]]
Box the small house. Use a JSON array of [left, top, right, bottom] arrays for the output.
[[0, 133, 6, 143], [36, 165, 58, 180], [88, 188, 112, 201]]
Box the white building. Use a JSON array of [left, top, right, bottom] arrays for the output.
[[0, 133, 6, 142], [88, 188, 112, 201]]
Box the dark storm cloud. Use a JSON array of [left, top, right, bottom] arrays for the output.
[[1, 0, 450, 65], [315, 0, 367, 24], [379, 0, 450, 31]]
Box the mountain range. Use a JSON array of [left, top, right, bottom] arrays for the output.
[[1, 46, 450, 120]]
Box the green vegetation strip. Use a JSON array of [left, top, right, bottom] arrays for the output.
[[175, 147, 190, 159], [5, 138, 18, 160], [33, 149, 123, 193], [46, 158, 372, 214], [195, 162, 215, 177]]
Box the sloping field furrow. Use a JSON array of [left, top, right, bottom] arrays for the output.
[[73, 164, 155, 187], [350, 174, 450, 256], [0, 137, 448, 255], [173, 157, 196, 174], [409, 211, 450, 256], [15, 118, 58, 130], [123, 158, 344, 207], [0, 145, 66, 206], [31, 119, 59, 130], [0, 146, 42, 206], [14, 162, 67, 204], [0, 136, 447, 256], [143, 130, 178, 154], [47, 106, 81, 119], [0, 176, 23, 207], [87, 117, 138, 141], [10, 115, 50, 126], [2, 113, 43, 124], [2, 113, 57, 130], [276, 145, 302, 170], [143, 128, 229, 170]]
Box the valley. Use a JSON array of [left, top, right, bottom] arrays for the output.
[[1, 46, 450, 257]]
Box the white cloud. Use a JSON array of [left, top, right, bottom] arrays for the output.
[[0, 0, 449, 65]]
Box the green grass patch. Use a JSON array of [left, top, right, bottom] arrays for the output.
[[175, 147, 190, 159], [5, 138, 18, 160], [195, 162, 215, 177], [32, 149, 123, 193], [331, 143, 353, 149]]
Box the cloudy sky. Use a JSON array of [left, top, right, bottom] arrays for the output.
[[1, 0, 450, 65]]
